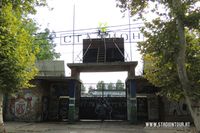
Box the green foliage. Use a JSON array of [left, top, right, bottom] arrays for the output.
[[185, 31, 200, 98], [88, 86, 95, 92], [141, 29, 200, 98], [34, 28, 60, 60], [107, 83, 114, 90], [0, 3, 37, 93], [96, 81, 106, 90], [140, 23, 200, 101], [22, 20, 60, 61], [116, 80, 124, 90], [81, 84, 86, 93], [1, 0, 47, 15], [116, 0, 200, 100], [96, 80, 124, 90], [0, 0, 48, 93]]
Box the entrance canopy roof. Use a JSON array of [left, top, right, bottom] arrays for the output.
[[67, 62, 137, 72]]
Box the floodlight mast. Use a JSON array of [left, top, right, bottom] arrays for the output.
[[72, 1, 75, 63], [128, 9, 132, 61]]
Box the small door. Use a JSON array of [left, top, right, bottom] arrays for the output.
[[59, 98, 69, 120], [137, 97, 148, 121]]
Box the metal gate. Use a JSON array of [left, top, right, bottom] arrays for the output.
[[79, 97, 127, 120]]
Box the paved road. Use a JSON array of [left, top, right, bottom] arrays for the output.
[[4, 121, 195, 133]]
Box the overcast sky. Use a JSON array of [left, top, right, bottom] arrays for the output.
[[34, 0, 144, 84]]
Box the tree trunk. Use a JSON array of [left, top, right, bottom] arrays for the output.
[[0, 92, 5, 133], [184, 94, 200, 133], [173, 1, 200, 132]]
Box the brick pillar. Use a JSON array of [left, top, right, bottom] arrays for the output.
[[126, 79, 137, 124], [71, 68, 80, 79], [128, 65, 135, 79], [68, 80, 76, 123]]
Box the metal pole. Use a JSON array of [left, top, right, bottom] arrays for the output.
[[72, 2, 75, 63], [128, 10, 132, 61], [102, 84, 103, 98]]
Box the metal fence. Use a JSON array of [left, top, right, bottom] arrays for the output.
[[81, 83, 126, 97]]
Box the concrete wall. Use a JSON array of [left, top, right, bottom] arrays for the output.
[[4, 78, 81, 122], [4, 79, 51, 122], [36, 60, 65, 76], [133, 78, 191, 122], [161, 97, 192, 122], [3, 60, 75, 122]]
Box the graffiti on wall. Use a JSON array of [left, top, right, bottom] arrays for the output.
[[168, 100, 189, 116], [15, 98, 27, 117], [6, 90, 41, 121]]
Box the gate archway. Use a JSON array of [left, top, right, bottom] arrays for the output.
[[67, 61, 138, 123]]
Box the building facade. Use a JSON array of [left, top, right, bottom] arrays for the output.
[[3, 37, 192, 123]]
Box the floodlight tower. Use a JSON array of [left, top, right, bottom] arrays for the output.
[[72, 0, 76, 63], [128, 8, 132, 61]]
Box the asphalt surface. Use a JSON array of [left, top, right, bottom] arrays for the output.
[[4, 121, 195, 133]]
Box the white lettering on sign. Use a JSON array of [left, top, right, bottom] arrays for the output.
[[59, 32, 143, 45]]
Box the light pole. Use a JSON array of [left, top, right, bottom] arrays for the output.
[[128, 9, 132, 61], [72, 0, 76, 63]]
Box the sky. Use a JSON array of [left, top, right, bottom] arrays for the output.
[[34, 0, 144, 84]]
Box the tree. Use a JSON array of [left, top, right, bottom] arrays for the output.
[[96, 81, 106, 90], [22, 18, 60, 61], [107, 83, 114, 90], [81, 84, 86, 93], [142, 29, 200, 99], [0, 0, 47, 131], [88, 86, 95, 92], [34, 28, 60, 60], [116, 80, 124, 90], [116, 0, 200, 131]]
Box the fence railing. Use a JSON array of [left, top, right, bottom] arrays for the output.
[[81, 83, 126, 97]]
